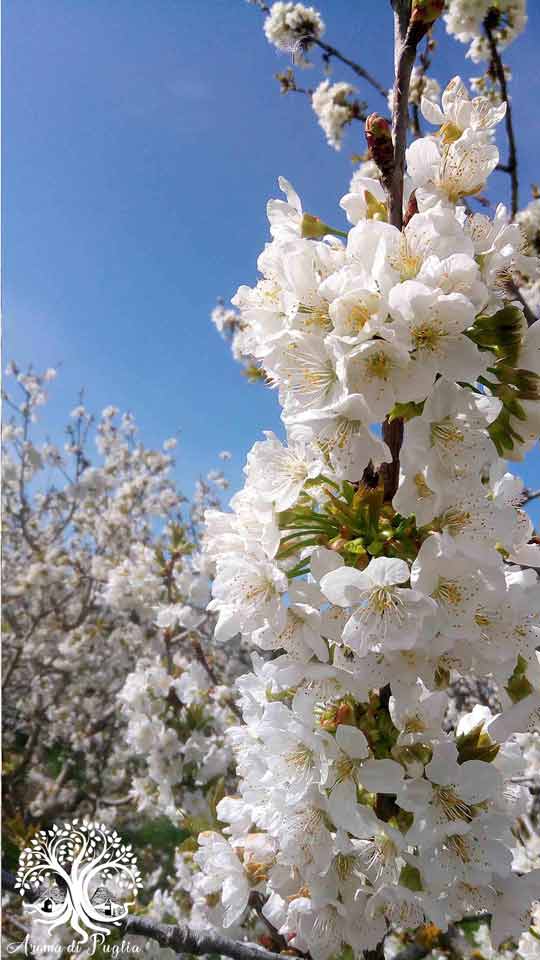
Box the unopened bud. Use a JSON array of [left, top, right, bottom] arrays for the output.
[[403, 190, 418, 227], [411, 0, 445, 26], [365, 113, 394, 184], [301, 213, 347, 240], [301, 213, 330, 239], [335, 701, 355, 727]]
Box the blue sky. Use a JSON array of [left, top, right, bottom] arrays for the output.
[[3, 0, 539, 520]]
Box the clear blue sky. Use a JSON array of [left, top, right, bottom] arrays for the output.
[[3, 0, 539, 520]]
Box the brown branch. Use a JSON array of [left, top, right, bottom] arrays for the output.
[[505, 279, 538, 327], [484, 13, 519, 216], [523, 489, 540, 504], [249, 0, 387, 98], [191, 634, 243, 720], [1, 870, 283, 960], [123, 916, 285, 960], [381, 417, 404, 502], [311, 37, 388, 97], [388, 2, 425, 228]]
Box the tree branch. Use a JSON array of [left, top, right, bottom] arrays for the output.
[[310, 37, 388, 97], [124, 916, 286, 960], [505, 278, 538, 327], [381, 417, 404, 502], [484, 13, 519, 216], [388, 2, 423, 229], [249, 0, 387, 98], [1, 871, 285, 960]]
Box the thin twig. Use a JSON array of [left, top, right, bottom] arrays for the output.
[[191, 634, 243, 720], [506, 278, 538, 327], [484, 13, 519, 216], [249, 0, 387, 98], [311, 37, 388, 97]]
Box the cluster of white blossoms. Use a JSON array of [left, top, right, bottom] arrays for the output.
[[196, 72, 540, 959], [119, 654, 236, 823], [312, 80, 358, 150], [263, 1, 325, 63], [517, 199, 540, 258], [444, 0, 527, 62], [407, 66, 440, 108]]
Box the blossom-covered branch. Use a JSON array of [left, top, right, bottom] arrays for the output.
[[199, 4, 540, 957]]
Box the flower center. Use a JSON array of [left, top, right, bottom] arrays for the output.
[[434, 578, 463, 607], [365, 351, 392, 381], [430, 417, 464, 448], [412, 322, 443, 353], [435, 785, 473, 822]]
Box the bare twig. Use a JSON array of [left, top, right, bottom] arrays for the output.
[[505, 278, 538, 327], [523, 489, 540, 505], [191, 633, 243, 720], [484, 13, 519, 216], [311, 37, 388, 97]]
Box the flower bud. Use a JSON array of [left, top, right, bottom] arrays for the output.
[[301, 213, 330, 239], [403, 190, 418, 227], [410, 0, 444, 27], [301, 213, 347, 240], [335, 701, 355, 727], [365, 114, 394, 184]]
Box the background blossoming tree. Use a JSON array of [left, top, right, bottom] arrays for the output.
[[2, 364, 249, 954]]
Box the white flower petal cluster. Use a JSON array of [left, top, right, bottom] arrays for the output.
[[119, 655, 236, 822], [516, 198, 540, 257], [312, 80, 357, 150], [444, 0, 527, 62], [263, 1, 325, 64], [200, 69, 540, 958]]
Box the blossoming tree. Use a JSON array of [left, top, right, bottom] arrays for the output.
[[2, 364, 247, 952]]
